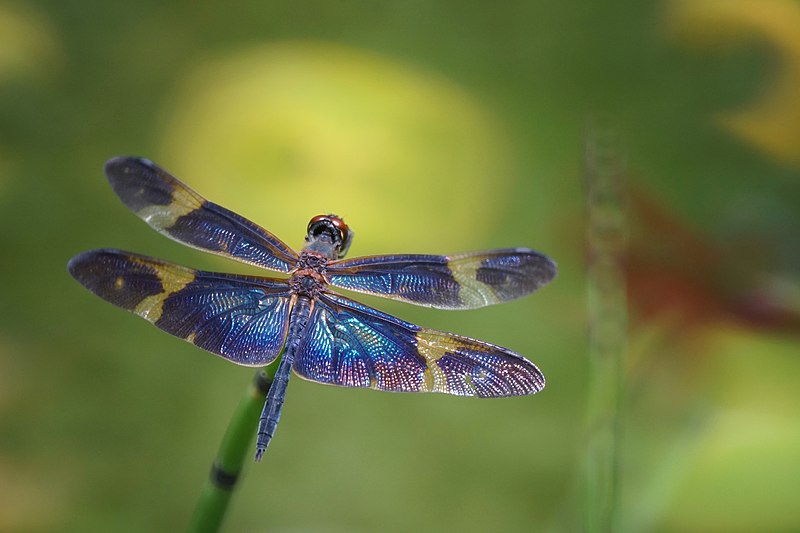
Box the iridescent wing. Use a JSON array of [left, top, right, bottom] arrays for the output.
[[68, 249, 293, 366], [104, 157, 299, 273], [293, 292, 544, 397], [327, 248, 556, 310]]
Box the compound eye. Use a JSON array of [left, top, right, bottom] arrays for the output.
[[307, 214, 329, 234], [327, 215, 349, 243], [308, 214, 348, 243]]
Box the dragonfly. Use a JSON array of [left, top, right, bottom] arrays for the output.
[[68, 157, 557, 461]]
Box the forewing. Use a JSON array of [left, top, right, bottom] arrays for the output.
[[68, 249, 292, 366], [104, 156, 298, 273], [327, 249, 556, 309], [293, 292, 544, 396]]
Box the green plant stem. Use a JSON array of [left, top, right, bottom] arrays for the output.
[[582, 119, 627, 532], [187, 364, 277, 533]]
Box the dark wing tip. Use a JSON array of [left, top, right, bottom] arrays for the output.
[[104, 156, 155, 178], [68, 249, 99, 282], [538, 252, 558, 285], [103, 156, 176, 212], [513, 247, 558, 287], [67, 248, 120, 287], [67, 253, 82, 280], [526, 361, 546, 394], [104, 156, 161, 192], [492, 352, 546, 397]]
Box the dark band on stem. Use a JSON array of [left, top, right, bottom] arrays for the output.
[[209, 461, 239, 491], [253, 370, 272, 397]]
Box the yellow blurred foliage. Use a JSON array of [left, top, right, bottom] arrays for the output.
[[668, 0, 800, 166], [660, 325, 800, 532], [158, 42, 513, 255], [0, 4, 61, 199], [0, 4, 60, 83]]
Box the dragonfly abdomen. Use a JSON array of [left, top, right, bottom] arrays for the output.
[[255, 296, 313, 461]]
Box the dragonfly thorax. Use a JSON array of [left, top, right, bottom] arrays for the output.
[[289, 251, 330, 298]]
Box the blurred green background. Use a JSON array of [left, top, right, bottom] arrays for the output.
[[1, 1, 799, 531]]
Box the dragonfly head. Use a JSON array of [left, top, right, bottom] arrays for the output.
[[305, 214, 354, 259]]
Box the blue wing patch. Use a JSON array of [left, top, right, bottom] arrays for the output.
[[68, 249, 292, 366], [327, 249, 556, 309], [292, 292, 544, 397]]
